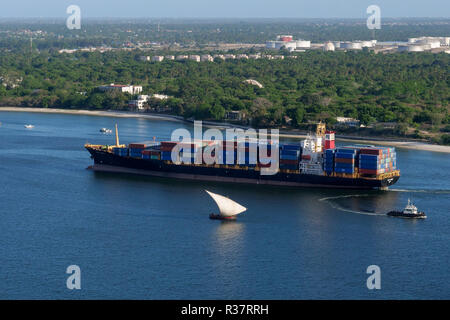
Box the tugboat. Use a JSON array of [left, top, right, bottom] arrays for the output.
[[206, 190, 247, 221], [387, 199, 426, 219]]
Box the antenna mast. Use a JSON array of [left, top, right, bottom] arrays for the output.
[[115, 123, 120, 147]]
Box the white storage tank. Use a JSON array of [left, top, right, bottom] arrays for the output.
[[274, 41, 285, 49], [284, 42, 297, 50], [266, 41, 276, 49], [323, 42, 335, 52], [408, 45, 425, 52], [296, 40, 311, 48], [341, 42, 362, 50], [361, 41, 374, 48]]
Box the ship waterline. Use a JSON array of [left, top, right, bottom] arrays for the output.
[[86, 146, 400, 189]]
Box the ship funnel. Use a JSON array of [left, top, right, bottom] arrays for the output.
[[115, 123, 120, 147]]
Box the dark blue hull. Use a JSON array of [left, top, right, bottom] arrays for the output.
[[86, 147, 400, 189]]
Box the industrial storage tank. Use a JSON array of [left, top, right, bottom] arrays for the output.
[[415, 39, 440, 49], [361, 41, 374, 48], [277, 35, 293, 42], [332, 41, 341, 49], [408, 45, 425, 52], [266, 41, 276, 49], [274, 41, 286, 49], [323, 42, 335, 52], [341, 42, 362, 50], [296, 40, 311, 48], [284, 42, 297, 50]]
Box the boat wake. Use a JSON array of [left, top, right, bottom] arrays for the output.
[[319, 194, 385, 216], [389, 188, 450, 194]]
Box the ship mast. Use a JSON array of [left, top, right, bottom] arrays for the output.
[[115, 123, 120, 147]]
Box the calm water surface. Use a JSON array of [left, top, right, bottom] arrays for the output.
[[0, 111, 449, 299]]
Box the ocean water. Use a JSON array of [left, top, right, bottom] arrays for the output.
[[0, 111, 449, 300]]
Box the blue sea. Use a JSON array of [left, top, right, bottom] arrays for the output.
[[0, 111, 449, 299]]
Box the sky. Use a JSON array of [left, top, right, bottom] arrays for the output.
[[0, 0, 448, 18]]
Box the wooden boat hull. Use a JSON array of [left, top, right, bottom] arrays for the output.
[[209, 214, 237, 221]]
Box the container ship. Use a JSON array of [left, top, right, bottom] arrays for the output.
[[85, 123, 400, 189]]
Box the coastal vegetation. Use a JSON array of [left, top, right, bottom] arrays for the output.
[[0, 19, 449, 144]]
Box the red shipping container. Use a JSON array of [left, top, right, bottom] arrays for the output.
[[359, 169, 380, 175], [360, 148, 382, 156], [280, 159, 297, 165], [335, 158, 355, 164], [129, 143, 147, 149]]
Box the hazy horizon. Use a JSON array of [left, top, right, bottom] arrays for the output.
[[0, 0, 449, 19]]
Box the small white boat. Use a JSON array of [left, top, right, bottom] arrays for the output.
[[100, 128, 112, 134], [206, 190, 247, 220], [24, 124, 34, 129]]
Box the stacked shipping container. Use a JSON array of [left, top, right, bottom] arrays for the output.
[[129, 141, 159, 158], [323, 146, 397, 176], [359, 147, 397, 175], [334, 148, 357, 174], [279, 144, 301, 170], [119, 139, 304, 170], [324, 149, 335, 174]]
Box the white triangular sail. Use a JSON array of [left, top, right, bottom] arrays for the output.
[[206, 190, 247, 217]]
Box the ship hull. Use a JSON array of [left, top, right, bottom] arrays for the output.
[[86, 147, 399, 189], [387, 211, 426, 219], [209, 214, 237, 221]]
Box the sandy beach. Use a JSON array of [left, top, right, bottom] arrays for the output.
[[2, 106, 450, 154]]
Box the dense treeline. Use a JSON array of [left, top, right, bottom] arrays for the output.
[[0, 18, 449, 51], [0, 48, 449, 143]]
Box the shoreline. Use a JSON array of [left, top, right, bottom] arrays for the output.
[[2, 106, 450, 154]]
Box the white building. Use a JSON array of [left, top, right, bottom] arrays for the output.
[[243, 79, 264, 88], [189, 55, 200, 62], [139, 56, 151, 61], [98, 84, 143, 94], [152, 94, 170, 100], [224, 54, 236, 60], [152, 56, 164, 62], [165, 55, 175, 60], [128, 95, 149, 110], [176, 55, 188, 61], [336, 117, 360, 127], [201, 54, 214, 62]]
